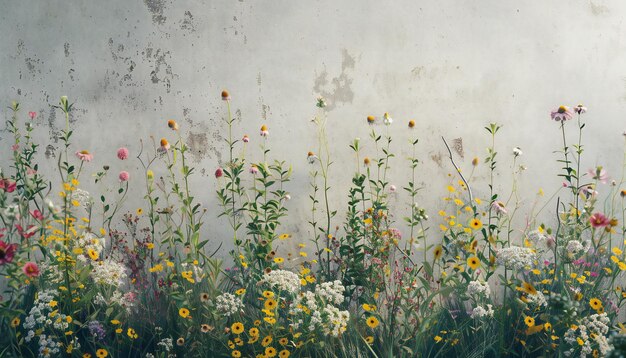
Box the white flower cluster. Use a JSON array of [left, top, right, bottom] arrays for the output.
[[526, 291, 547, 307], [157, 337, 174, 352], [565, 240, 588, 257], [496, 246, 537, 270], [22, 289, 65, 358], [467, 280, 490, 298], [4, 204, 19, 219], [262, 269, 301, 294], [290, 281, 350, 337], [90, 259, 127, 287], [564, 313, 611, 357], [470, 304, 494, 319], [215, 293, 245, 317], [527, 230, 546, 246], [76, 232, 106, 263], [71, 188, 92, 211], [93, 291, 135, 314], [315, 280, 345, 305]]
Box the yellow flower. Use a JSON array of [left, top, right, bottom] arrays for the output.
[[49, 300, 58, 308], [264, 317, 277, 324], [146, 242, 155, 249], [264, 299, 277, 310], [11, 317, 20, 327], [467, 256, 480, 270], [434, 335, 443, 343], [299, 251, 307, 257], [521, 282, 537, 295], [87, 248, 99, 260], [248, 335, 259, 344], [366, 316, 379, 329], [249, 327, 259, 336], [524, 316, 535, 327], [278, 234, 291, 240], [469, 218, 482, 230], [115, 328, 123, 334], [265, 347, 277, 357], [274, 257, 284, 264], [96, 349, 108, 358], [83, 354, 92, 358], [544, 322, 552, 331], [590, 298, 602, 310], [613, 247, 623, 256], [179, 308, 190, 318], [279, 349, 290, 358], [231, 322, 244, 335], [263, 291, 274, 298], [232, 351, 241, 358], [235, 288, 246, 295], [127, 328, 138, 339], [262, 335, 273, 347], [279, 337, 288, 346]]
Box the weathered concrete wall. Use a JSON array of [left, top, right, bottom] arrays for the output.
[[1, 0, 625, 257]]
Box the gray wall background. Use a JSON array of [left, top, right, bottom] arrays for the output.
[[1, 0, 625, 259]]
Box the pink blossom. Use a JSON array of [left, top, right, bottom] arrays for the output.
[[28, 111, 37, 120], [75, 150, 93, 162], [117, 147, 129, 160], [588, 167, 608, 184], [0, 240, 17, 265], [22, 262, 40, 278], [551, 106, 573, 122], [389, 185, 397, 192], [118, 171, 130, 182], [249, 165, 259, 175], [574, 104, 587, 114], [30, 210, 44, 220], [491, 201, 508, 215], [12, 144, 19, 152], [0, 179, 16, 193], [590, 212, 610, 228], [215, 167, 224, 178], [15, 224, 36, 239], [242, 135, 250, 143], [26, 168, 37, 175]]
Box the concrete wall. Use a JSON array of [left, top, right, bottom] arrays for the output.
[[1, 0, 625, 258]]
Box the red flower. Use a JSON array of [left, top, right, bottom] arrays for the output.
[[30, 210, 44, 221], [15, 224, 37, 239], [23, 262, 40, 278], [0, 179, 16, 193], [0, 240, 18, 265], [590, 212, 610, 228], [215, 167, 224, 178]]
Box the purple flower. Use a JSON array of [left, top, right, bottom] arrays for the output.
[[550, 106, 573, 121], [88, 321, 106, 340]]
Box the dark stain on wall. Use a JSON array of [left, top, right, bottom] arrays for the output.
[[144, 0, 168, 25]]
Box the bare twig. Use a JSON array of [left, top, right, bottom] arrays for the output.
[[441, 136, 473, 205]]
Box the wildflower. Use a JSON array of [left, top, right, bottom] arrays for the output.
[[159, 138, 170, 152], [0, 179, 16, 193], [260, 125, 269, 137], [279, 338, 288, 346], [389, 185, 397, 192], [127, 328, 138, 339], [0, 240, 18, 265], [262, 335, 273, 347], [263, 291, 274, 298], [96, 349, 108, 358], [274, 257, 284, 264], [117, 147, 129, 160], [433, 246, 443, 260], [383, 112, 393, 125], [221, 90, 230, 100], [491, 201, 507, 215], [215, 167, 224, 178], [307, 151, 318, 164], [590, 212, 610, 228], [367, 115, 375, 124], [265, 347, 277, 357], [364, 157, 371, 166], [242, 134, 249, 143], [176, 337, 185, 346], [590, 298, 602, 310], [366, 316, 379, 328], [231, 322, 244, 334], [513, 146, 522, 157], [434, 335, 443, 343], [472, 157, 479, 166], [250, 165, 259, 175], [525, 316, 535, 327], [574, 104, 587, 114], [469, 218, 483, 230], [179, 308, 190, 318], [588, 167, 608, 184], [622, 190, 626, 197], [200, 292, 210, 302], [118, 171, 130, 182], [11, 317, 20, 327], [23, 262, 40, 278], [231, 351, 241, 358], [467, 256, 480, 270], [521, 282, 538, 295], [279, 350, 290, 358], [87, 248, 99, 260], [167, 119, 179, 130], [147, 170, 154, 180], [550, 106, 573, 121], [76, 150, 94, 162], [28, 111, 36, 119], [264, 299, 277, 310]]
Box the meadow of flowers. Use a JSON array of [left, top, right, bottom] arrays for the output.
[[1, 94, 626, 358]]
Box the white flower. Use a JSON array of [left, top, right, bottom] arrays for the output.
[[90, 259, 127, 287], [467, 280, 490, 298], [496, 246, 536, 270], [470, 304, 494, 319], [383, 112, 393, 125], [513, 146, 523, 157], [215, 293, 244, 317], [262, 269, 301, 294]]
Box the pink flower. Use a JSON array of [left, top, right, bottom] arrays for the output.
[[12, 144, 19, 152], [574, 104, 587, 114], [588, 167, 608, 184], [15, 224, 36, 239], [75, 150, 93, 162], [260, 125, 269, 137], [242, 135, 250, 143], [550, 106, 573, 121], [0, 240, 18, 265], [215, 167, 224, 178], [590, 212, 610, 228], [119, 171, 130, 182], [30, 209, 44, 220], [0, 179, 17, 193], [491, 201, 507, 215], [26, 168, 37, 176], [249, 165, 259, 175], [23, 262, 40, 278], [117, 147, 129, 160], [28, 111, 37, 120], [389, 185, 397, 192]]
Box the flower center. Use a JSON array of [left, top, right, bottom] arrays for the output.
[[558, 106, 567, 113], [0, 248, 5, 259]]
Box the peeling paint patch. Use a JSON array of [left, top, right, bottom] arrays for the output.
[[144, 0, 167, 25], [590, 1, 609, 16], [187, 132, 208, 162], [64, 43, 70, 57], [45, 144, 56, 159], [180, 11, 196, 32], [147, 48, 174, 93], [452, 138, 464, 159], [430, 152, 443, 168], [313, 49, 355, 111]]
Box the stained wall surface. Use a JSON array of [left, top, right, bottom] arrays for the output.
[[1, 0, 625, 258]]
